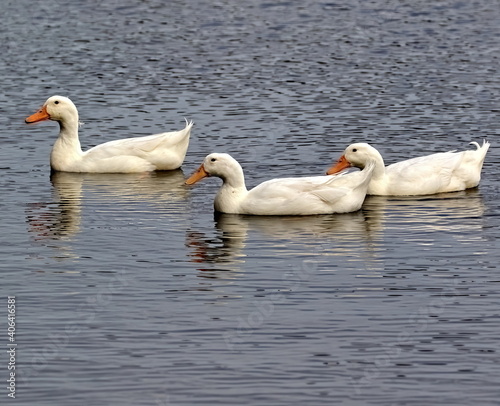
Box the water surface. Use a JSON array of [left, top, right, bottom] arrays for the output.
[[1, 0, 500, 405]]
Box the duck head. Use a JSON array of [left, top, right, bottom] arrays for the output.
[[326, 143, 380, 174], [25, 96, 78, 124], [185, 153, 243, 185]]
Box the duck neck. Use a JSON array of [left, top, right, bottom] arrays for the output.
[[50, 114, 83, 171], [214, 166, 248, 213], [369, 153, 386, 181], [223, 164, 247, 189], [54, 113, 82, 152]]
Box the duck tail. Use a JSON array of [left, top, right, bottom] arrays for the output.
[[469, 139, 490, 152], [468, 140, 490, 169], [184, 118, 194, 130]]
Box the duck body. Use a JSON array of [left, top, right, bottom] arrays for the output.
[[186, 153, 375, 215], [26, 96, 193, 173], [327, 141, 490, 196]]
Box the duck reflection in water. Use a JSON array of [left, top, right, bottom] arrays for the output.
[[185, 213, 248, 282], [362, 188, 486, 236], [186, 189, 487, 279], [186, 210, 378, 270], [26, 170, 189, 254]]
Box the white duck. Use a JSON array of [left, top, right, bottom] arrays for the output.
[[185, 153, 376, 215], [326, 141, 490, 196], [25, 95, 193, 173]]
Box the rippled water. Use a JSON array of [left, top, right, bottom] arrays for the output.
[[2, 0, 500, 405]]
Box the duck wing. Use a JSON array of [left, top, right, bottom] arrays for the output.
[[84, 121, 193, 160], [384, 151, 463, 195], [243, 172, 356, 215]]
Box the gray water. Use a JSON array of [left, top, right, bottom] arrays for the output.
[[1, 0, 500, 405]]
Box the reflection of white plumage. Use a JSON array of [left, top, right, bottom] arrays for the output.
[[26, 170, 189, 245], [327, 141, 490, 196], [186, 153, 375, 215], [25, 95, 193, 173]]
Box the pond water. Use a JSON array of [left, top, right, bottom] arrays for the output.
[[1, 0, 500, 405]]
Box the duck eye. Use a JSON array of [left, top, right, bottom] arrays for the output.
[[352, 148, 357, 152], [54, 101, 59, 105], [210, 158, 217, 162]]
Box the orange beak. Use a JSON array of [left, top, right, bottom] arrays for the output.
[[25, 105, 50, 123], [185, 164, 210, 185], [326, 155, 351, 175]]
